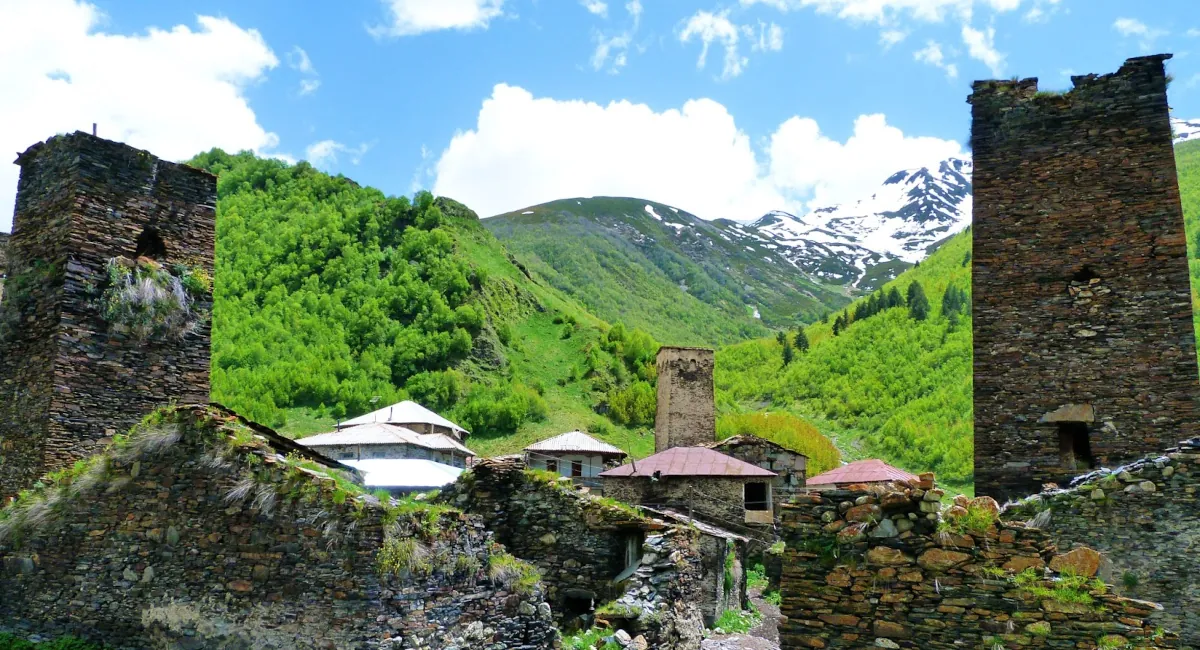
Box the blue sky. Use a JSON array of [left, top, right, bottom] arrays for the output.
[[3, 0, 1200, 231]]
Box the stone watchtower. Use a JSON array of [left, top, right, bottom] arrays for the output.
[[654, 346, 716, 451], [0, 132, 215, 500], [970, 54, 1200, 501]]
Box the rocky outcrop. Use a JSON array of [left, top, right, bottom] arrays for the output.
[[1004, 436, 1200, 644], [778, 475, 1179, 649], [0, 405, 557, 649]]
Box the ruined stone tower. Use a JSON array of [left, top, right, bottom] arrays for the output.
[[654, 346, 716, 451], [970, 54, 1200, 501], [0, 132, 215, 500]]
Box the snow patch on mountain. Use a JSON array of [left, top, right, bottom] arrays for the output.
[[1173, 117, 1200, 144]]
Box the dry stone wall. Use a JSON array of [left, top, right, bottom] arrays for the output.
[[443, 459, 707, 648], [603, 475, 761, 540], [0, 405, 557, 650], [0, 132, 215, 501], [1004, 436, 1200, 645], [0, 231, 9, 300], [777, 477, 1180, 649], [970, 54, 1200, 501]]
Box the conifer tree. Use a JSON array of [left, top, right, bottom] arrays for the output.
[[886, 286, 903, 309], [794, 327, 810, 352], [781, 336, 794, 366], [907, 281, 930, 321]]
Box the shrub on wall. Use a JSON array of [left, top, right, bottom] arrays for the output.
[[98, 257, 211, 340]]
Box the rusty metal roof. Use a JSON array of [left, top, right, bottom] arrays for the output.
[[806, 459, 917, 486], [599, 446, 776, 478], [524, 431, 628, 456]]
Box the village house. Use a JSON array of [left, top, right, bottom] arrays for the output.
[[297, 422, 475, 468], [803, 458, 917, 490], [599, 446, 778, 529], [705, 434, 807, 518], [523, 430, 627, 484], [338, 399, 470, 443], [342, 458, 464, 495]]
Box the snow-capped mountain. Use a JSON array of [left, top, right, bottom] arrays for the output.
[[739, 157, 973, 289], [1173, 117, 1200, 144]]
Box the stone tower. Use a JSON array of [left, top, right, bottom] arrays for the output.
[[654, 346, 716, 451], [970, 54, 1200, 501], [0, 132, 216, 500]]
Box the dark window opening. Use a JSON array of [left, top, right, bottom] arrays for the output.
[[562, 595, 593, 623], [744, 482, 769, 511], [1058, 422, 1094, 470], [134, 227, 167, 260], [571, 460, 583, 477], [545, 459, 558, 474], [1070, 265, 1098, 283]]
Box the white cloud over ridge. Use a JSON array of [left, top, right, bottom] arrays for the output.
[[371, 0, 505, 38], [306, 140, 372, 169], [0, 0, 281, 232], [432, 84, 963, 221], [1113, 17, 1167, 53]]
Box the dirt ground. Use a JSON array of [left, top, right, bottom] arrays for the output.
[[700, 586, 782, 650]]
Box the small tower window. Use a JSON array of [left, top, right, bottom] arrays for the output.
[[1058, 422, 1094, 470], [134, 227, 166, 260], [1070, 265, 1098, 283]]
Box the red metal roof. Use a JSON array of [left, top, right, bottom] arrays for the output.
[[805, 459, 917, 486], [598, 447, 776, 478]]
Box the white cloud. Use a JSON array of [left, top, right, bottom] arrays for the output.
[[739, 0, 1023, 25], [370, 0, 505, 38], [914, 40, 957, 78], [880, 29, 908, 49], [305, 140, 372, 169], [1113, 17, 1167, 53], [679, 10, 749, 80], [581, 0, 608, 17], [627, 0, 643, 25], [287, 46, 320, 95], [0, 0, 282, 232], [1188, 27, 1200, 38], [961, 24, 1004, 77], [750, 21, 785, 52], [591, 32, 632, 72], [430, 84, 964, 220]]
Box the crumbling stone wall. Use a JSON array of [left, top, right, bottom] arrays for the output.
[[1004, 436, 1200, 644], [0, 406, 557, 650], [655, 347, 716, 451], [0, 133, 215, 501], [444, 459, 707, 647], [778, 479, 1179, 649], [970, 54, 1200, 501], [0, 231, 9, 300]]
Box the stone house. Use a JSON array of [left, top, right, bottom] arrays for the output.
[[297, 422, 475, 468], [523, 430, 627, 484], [600, 446, 778, 532], [338, 399, 470, 443], [705, 434, 807, 517], [804, 458, 917, 491]]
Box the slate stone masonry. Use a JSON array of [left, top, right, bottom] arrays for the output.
[[777, 478, 1180, 649], [0, 132, 215, 501], [970, 54, 1200, 501], [1004, 436, 1200, 644], [655, 347, 716, 451]]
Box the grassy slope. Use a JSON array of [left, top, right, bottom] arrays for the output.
[[485, 197, 848, 345], [1173, 139, 1200, 342], [716, 233, 974, 495], [269, 212, 658, 458]]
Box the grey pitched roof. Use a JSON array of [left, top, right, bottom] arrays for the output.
[[524, 431, 627, 456], [298, 423, 475, 456], [339, 400, 468, 435], [599, 447, 776, 478]]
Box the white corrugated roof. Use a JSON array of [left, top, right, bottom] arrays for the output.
[[344, 459, 463, 489], [524, 431, 627, 456], [299, 423, 424, 447], [298, 423, 475, 456], [339, 400, 468, 435]]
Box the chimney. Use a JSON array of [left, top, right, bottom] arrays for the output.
[[654, 346, 716, 452]]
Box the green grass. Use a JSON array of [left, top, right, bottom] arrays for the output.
[[712, 606, 761, 634], [561, 629, 620, 650], [0, 634, 103, 650]]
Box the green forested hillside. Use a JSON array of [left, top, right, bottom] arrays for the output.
[[191, 150, 664, 458], [1173, 139, 1200, 339], [485, 197, 849, 345], [715, 232, 974, 494]]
